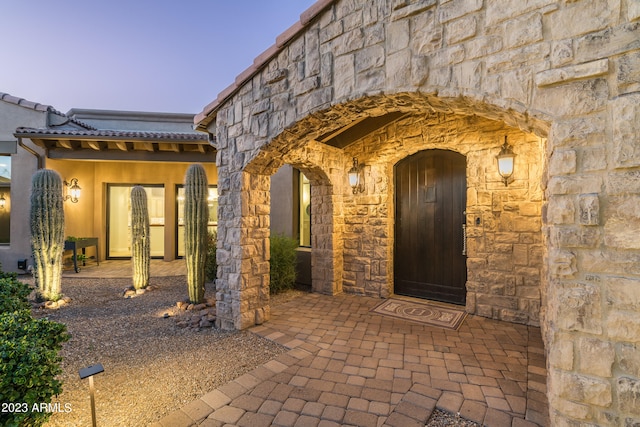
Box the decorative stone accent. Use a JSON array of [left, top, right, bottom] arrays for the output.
[[616, 377, 640, 416], [579, 194, 600, 225], [549, 249, 577, 278], [556, 283, 602, 334]]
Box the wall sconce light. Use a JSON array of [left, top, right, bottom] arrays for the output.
[[348, 157, 364, 194], [496, 136, 516, 187], [64, 178, 81, 203], [0, 193, 5, 209]]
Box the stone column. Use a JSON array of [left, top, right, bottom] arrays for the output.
[[310, 182, 344, 295], [216, 169, 270, 330]]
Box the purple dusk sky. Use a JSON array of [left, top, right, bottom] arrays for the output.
[[1, 0, 317, 115]]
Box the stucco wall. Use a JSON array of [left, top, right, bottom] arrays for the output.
[[46, 159, 217, 262], [0, 102, 48, 272]]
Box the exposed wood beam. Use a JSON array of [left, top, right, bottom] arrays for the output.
[[142, 142, 156, 152], [115, 141, 133, 152], [46, 149, 216, 162], [169, 143, 181, 152], [318, 111, 410, 149], [86, 141, 107, 151], [58, 139, 73, 149]]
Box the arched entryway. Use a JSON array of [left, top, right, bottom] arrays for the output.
[[394, 149, 467, 305], [194, 0, 640, 422]]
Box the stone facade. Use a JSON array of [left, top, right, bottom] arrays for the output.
[[341, 111, 545, 327], [197, 0, 640, 425]]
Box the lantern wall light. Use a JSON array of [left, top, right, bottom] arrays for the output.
[[0, 193, 5, 209], [496, 136, 516, 187], [348, 157, 364, 194], [64, 178, 82, 203]]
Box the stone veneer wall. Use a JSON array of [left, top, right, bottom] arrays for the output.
[[341, 113, 545, 326], [203, 0, 640, 424]]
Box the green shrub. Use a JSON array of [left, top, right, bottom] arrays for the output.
[[269, 234, 298, 294], [0, 277, 32, 312], [0, 276, 69, 427], [205, 231, 217, 283]]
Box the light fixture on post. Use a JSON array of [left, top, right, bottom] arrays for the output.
[[348, 157, 364, 194], [496, 136, 516, 187], [64, 178, 81, 203], [0, 193, 5, 209]]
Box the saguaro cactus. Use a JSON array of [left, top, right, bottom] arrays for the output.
[[184, 164, 209, 304], [131, 186, 150, 290], [30, 169, 65, 301]]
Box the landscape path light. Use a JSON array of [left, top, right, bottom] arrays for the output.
[[79, 363, 104, 427]]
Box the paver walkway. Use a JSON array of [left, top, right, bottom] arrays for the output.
[[154, 293, 548, 427]]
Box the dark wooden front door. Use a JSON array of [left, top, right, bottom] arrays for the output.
[[394, 150, 467, 304]]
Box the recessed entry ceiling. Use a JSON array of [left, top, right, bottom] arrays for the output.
[[316, 111, 409, 149]]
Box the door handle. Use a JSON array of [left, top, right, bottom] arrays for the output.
[[462, 223, 467, 256]]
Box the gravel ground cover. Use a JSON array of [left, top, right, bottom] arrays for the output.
[[24, 275, 482, 427], [426, 409, 482, 426], [26, 276, 288, 427]]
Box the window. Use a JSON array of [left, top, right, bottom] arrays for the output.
[[0, 155, 10, 244], [107, 185, 165, 258], [299, 173, 311, 247], [176, 185, 218, 257]]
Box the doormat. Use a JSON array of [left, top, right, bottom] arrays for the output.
[[371, 298, 467, 330]]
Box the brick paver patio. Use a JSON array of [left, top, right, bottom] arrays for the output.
[[153, 293, 548, 426]]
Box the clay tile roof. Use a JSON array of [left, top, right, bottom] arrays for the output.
[[1, 91, 97, 130], [194, 0, 335, 129], [0, 91, 54, 113], [14, 127, 209, 142]]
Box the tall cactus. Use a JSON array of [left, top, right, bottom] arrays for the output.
[[30, 169, 65, 301], [131, 186, 150, 290], [184, 164, 209, 304]]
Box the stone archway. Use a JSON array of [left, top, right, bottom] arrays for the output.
[[197, 1, 640, 424]]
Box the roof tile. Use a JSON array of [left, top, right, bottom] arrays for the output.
[[300, 0, 334, 25], [1, 91, 97, 130], [276, 21, 305, 48], [0, 92, 52, 112], [14, 127, 209, 142]]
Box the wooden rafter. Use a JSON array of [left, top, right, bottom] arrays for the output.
[[86, 141, 107, 151], [115, 141, 129, 152], [58, 139, 73, 149]]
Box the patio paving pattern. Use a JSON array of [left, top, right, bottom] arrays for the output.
[[154, 293, 549, 427]]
